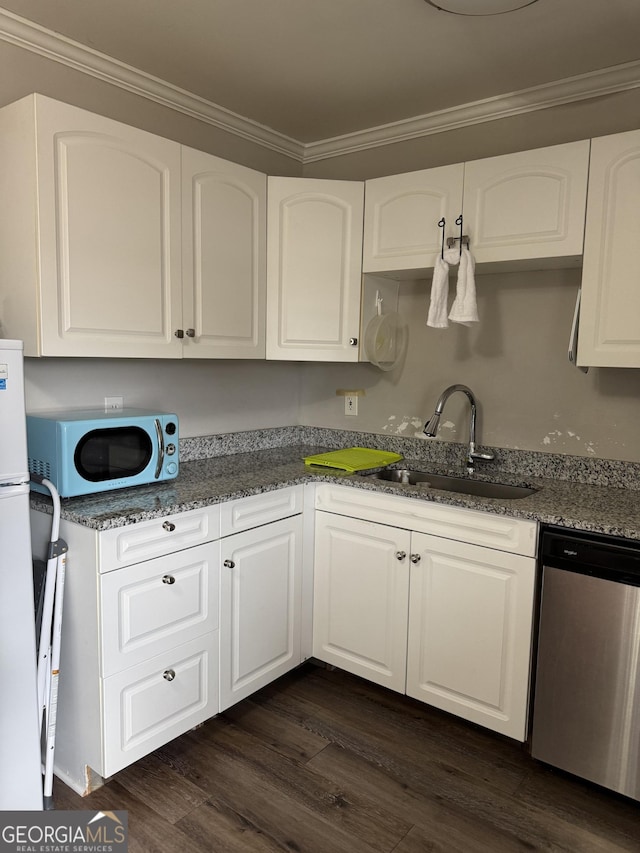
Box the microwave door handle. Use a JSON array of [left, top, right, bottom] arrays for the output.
[[154, 418, 165, 479]]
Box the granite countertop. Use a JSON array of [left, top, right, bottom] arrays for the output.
[[29, 443, 640, 540]]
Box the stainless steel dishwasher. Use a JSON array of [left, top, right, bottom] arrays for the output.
[[531, 526, 640, 801]]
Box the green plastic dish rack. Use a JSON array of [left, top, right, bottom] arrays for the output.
[[303, 447, 403, 473]]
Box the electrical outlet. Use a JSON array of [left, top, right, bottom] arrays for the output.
[[345, 394, 358, 416], [104, 396, 123, 411]]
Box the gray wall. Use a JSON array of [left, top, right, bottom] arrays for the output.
[[24, 357, 301, 439], [299, 269, 640, 463]]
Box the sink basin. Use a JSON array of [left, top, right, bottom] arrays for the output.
[[364, 469, 537, 500]]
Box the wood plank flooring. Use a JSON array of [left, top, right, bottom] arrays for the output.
[[53, 663, 640, 852]]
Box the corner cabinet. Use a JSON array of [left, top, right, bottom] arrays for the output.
[[181, 147, 266, 358], [266, 177, 364, 361], [577, 129, 640, 368], [313, 485, 537, 741], [362, 141, 589, 276]]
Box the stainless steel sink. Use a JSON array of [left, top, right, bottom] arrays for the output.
[[364, 469, 537, 500]]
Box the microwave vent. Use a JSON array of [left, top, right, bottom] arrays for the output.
[[28, 457, 52, 481]]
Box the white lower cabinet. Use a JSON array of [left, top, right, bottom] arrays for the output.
[[313, 485, 537, 741], [313, 513, 410, 692], [406, 532, 536, 740], [29, 506, 222, 794], [29, 477, 537, 793], [29, 484, 311, 795], [219, 514, 304, 711]]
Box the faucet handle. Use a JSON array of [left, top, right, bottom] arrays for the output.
[[467, 442, 495, 471], [469, 450, 495, 462]]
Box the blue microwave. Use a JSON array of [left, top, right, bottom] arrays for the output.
[[26, 408, 179, 497]]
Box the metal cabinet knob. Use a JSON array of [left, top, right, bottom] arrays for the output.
[[163, 669, 176, 682], [162, 521, 176, 532], [162, 575, 175, 585], [349, 337, 358, 346], [395, 551, 406, 561], [174, 329, 184, 339], [186, 328, 195, 338], [410, 553, 421, 564], [224, 559, 235, 569]]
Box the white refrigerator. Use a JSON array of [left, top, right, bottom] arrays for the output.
[[0, 339, 42, 809]]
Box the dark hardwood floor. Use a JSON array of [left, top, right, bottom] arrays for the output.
[[53, 663, 640, 852]]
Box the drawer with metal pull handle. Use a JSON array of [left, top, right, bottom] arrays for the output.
[[100, 541, 219, 677]]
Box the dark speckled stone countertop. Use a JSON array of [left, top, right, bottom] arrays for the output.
[[29, 435, 640, 541]]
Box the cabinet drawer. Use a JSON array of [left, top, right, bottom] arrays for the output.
[[315, 484, 537, 557], [100, 542, 219, 677], [98, 505, 221, 573], [102, 633, 218, 778], [220, 485, 303, 537]]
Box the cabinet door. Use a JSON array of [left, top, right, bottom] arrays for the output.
[[266, 177, 364, 361], [182, 147, 266, 358], [34, 96, 183, 357], [313, 512, 410, 692], [363, 164, 464, 274], [406, 532, 536, 740], [463, 141, 589, 268], [578, 129, 640, 367], [219, 515, 303, 711]]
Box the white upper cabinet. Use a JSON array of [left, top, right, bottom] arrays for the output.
[[362, 164, 464, 276], [0, 94, 183, 358], [362, 141, 589, 276], [181, 147, 266, 358], [578, 129, 640, 368], [463, 141, 590, 269], [0, 95, 266, 360], [266, 177, 364, 361]]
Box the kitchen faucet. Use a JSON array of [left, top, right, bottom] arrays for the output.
[[423, 384, 495, 473]]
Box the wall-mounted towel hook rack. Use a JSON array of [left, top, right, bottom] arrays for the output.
[[438, 217, 446, 259], [456, 214, 463, 258]]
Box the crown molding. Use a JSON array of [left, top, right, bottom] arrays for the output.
[[0, 8, 304, 162], [303, 59, 640, 162], [2, 8, 640, 166]]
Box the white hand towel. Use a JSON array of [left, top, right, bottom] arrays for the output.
[[448, 247, 479, 326], [427, 248, 460, 328]]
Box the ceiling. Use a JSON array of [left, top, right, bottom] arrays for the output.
[[1, 0, 640, 145]]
